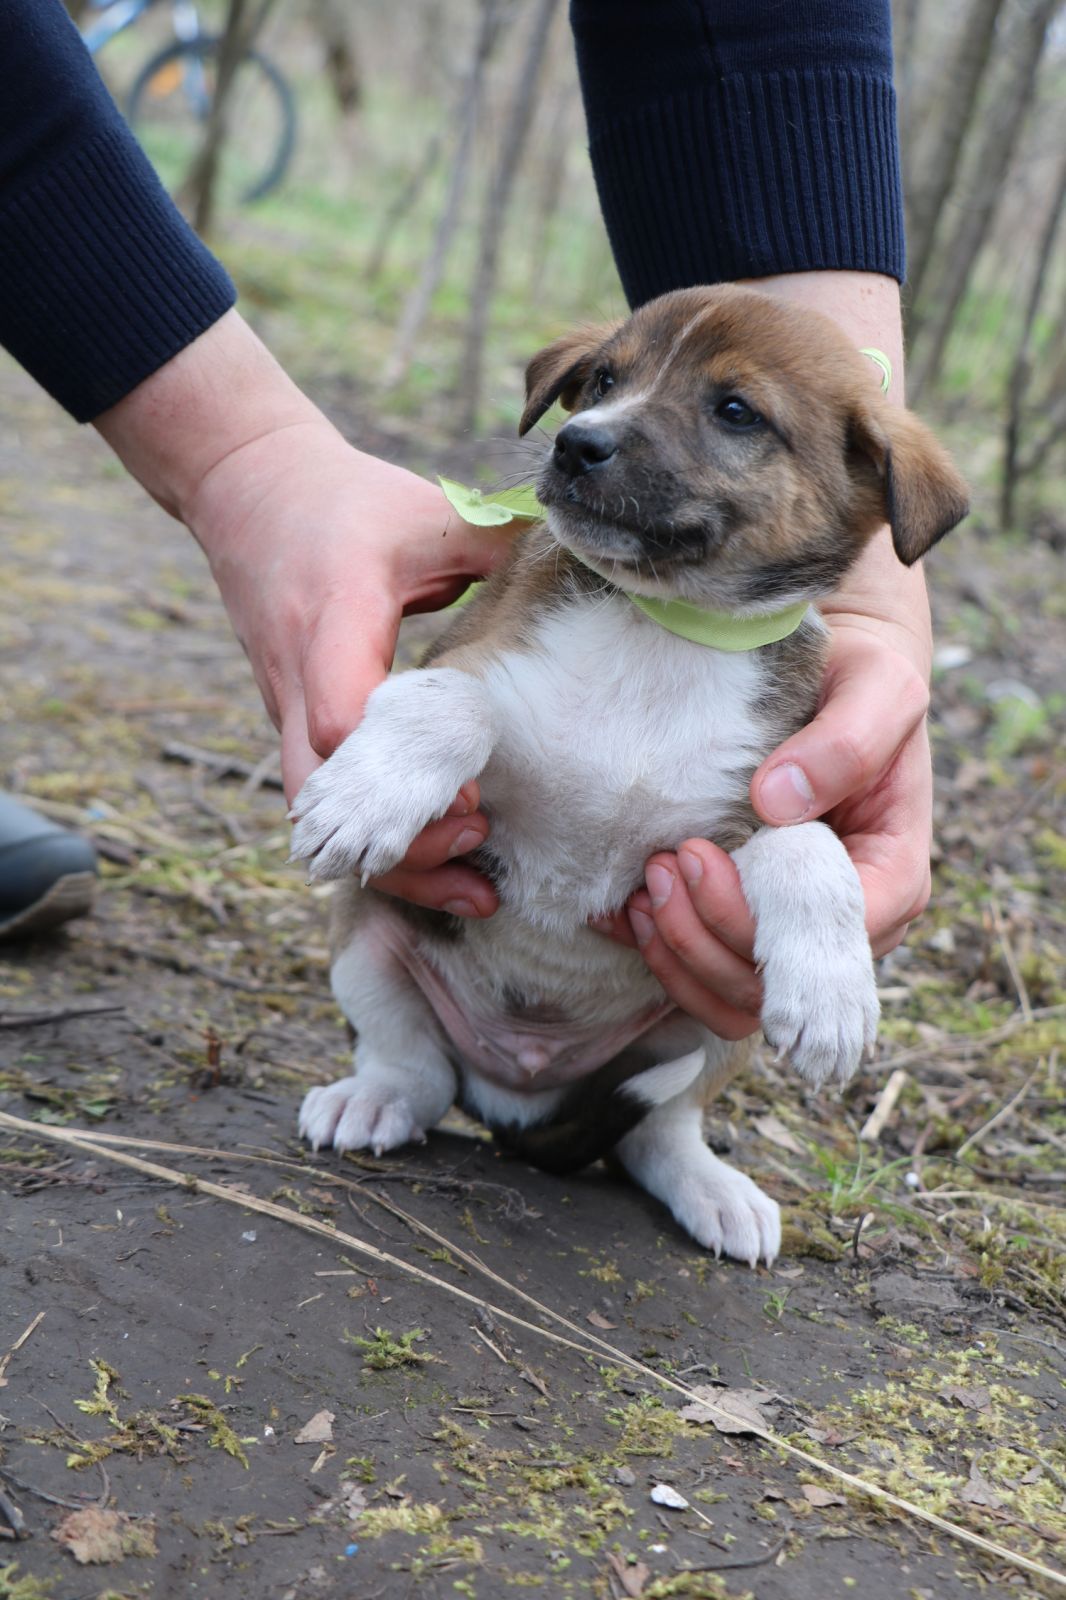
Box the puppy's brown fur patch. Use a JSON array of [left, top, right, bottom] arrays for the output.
[[522, 287, 968, 590]]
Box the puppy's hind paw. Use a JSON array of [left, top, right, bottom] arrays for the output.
[[299, 1077, 426, 1157], [670, 1161, 781, 1268]]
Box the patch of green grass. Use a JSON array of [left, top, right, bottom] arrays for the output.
[[810, 1145, 913, 1216]]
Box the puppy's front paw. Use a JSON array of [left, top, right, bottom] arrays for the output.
[[300, 1076, 427, 1156], [760, 933, 879, 1090], [290, 753, 431, 884], [289, 668, 494, 882]]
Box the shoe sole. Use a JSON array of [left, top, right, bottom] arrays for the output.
[[0, 871, 96, 939]]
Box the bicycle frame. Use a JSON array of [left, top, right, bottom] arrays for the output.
[[81, 0, 203, 58]]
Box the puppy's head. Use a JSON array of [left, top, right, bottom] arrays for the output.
[[520, 287, 969, 611]]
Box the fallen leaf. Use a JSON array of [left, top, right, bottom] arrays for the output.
[[52, 1508, 157, 1565], [679, 1384, 776, 1435], [294, 1408, 335, 1444], [586, 1310, 617, 1330], [958, 1463, 1004, 1510], [753, 1114, 803, 1154], [805, 1425, 853, 1447], [939, 1384, 991, 1412], [605, 1550, 651, 1597], [650, 1483, 688, 1509], [802, 1484, 845, 1508]]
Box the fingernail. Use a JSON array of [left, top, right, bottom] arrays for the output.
[[448, 789, 474, 817], [443, 898, 479, 917], [588, 915, 615, 933], [448, 827, 484, 859], [678, 847, 703, 885], [759, 762, 815, 823], [628, 907, 654, 947], [645, 863, 674, 910]]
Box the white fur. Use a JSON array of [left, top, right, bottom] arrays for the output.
[[617, 1086, 782, 1267], [733, 822, 879, 1088], [291, 593, 875, 1266], [290, 668, 496, 882], [300, 935, 457, 1155], [474, 600, 769, 929]]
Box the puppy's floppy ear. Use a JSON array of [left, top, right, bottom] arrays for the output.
[[849, 403, 970, 566], [519, 322, 620, 437]]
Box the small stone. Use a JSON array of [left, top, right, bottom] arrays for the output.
[[650, 1483, 688, 1510]]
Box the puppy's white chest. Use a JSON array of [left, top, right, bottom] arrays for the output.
[[478, 598, 771, 921]]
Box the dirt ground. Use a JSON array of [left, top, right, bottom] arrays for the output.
[[1, 354, 1064, 1600]]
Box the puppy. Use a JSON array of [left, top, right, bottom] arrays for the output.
[[290, 286, 968, 1266]]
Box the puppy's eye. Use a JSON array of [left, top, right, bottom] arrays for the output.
[[715, 396, 762, 429], [593, 369, 614, 399]]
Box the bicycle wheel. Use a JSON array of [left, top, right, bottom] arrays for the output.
[[127, 37, 297, 208]]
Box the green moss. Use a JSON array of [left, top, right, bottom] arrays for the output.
[[644, 1574, 753, 1599], [73, 1358, 123, 1426], [345, 1326, 439, 1371], [0, 1565, 55, 1600], [174, 1395, 249, 1468], [358, 1501, 448, 1537], [607, 1397, 690, 1458]]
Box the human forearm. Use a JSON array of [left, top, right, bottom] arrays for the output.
[[94, 309, 325, 525], [0, 0, 234, 421], [96, 308, 509, 931], [572, 0, 903, 307]]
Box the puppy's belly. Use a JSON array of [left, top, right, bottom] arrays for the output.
[[371, 907, 673, 1092]]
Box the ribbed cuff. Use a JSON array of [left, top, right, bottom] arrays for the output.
[[587, 69, 905, 308], [0, 123, 236, 422]]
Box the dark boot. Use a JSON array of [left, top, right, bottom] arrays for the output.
[[0, 793, 97, 938]]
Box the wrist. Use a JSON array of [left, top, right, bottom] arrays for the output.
[[820, 532, 932, 681], [93, 309, 322, 527], [737, 272, 904, 403], [740, 273, 930, 680]]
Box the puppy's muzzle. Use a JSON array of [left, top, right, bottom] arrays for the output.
[[553, 419, 618, 477]]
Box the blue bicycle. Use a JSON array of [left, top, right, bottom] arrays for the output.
[[82, 0, 296, 205]]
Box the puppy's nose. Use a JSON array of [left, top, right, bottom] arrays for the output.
[[553, 420, 617, 477]]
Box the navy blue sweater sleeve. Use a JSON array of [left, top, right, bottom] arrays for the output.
[[571, 0, 905, 307], [0, 0, 235, 422]]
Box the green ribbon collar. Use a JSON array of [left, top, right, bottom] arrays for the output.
[[625, 593, 810, 650], [440, 478, 811, 652]]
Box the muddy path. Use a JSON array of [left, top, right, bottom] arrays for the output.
[[1, 356, 1064, 1600]]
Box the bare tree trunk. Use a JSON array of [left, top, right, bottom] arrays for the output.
[[366, 129, 445, 284], [187, 0, 276, 236], [908, 0, 1059, 399], [1018, 382, 1066, 480], [384, 0, 509, 389], [1001, 151, 1066, 528], [313, 0, 362, 115], [523, 82, 577, 301], [893, 0, 922, 202], [905, 0, 1005, 302], [456, 0, 562, 432]]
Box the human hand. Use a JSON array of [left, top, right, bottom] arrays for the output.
[[593, 612, 932, 1040], [190, 422, 509, 916], [94, 312, 506, 918]]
